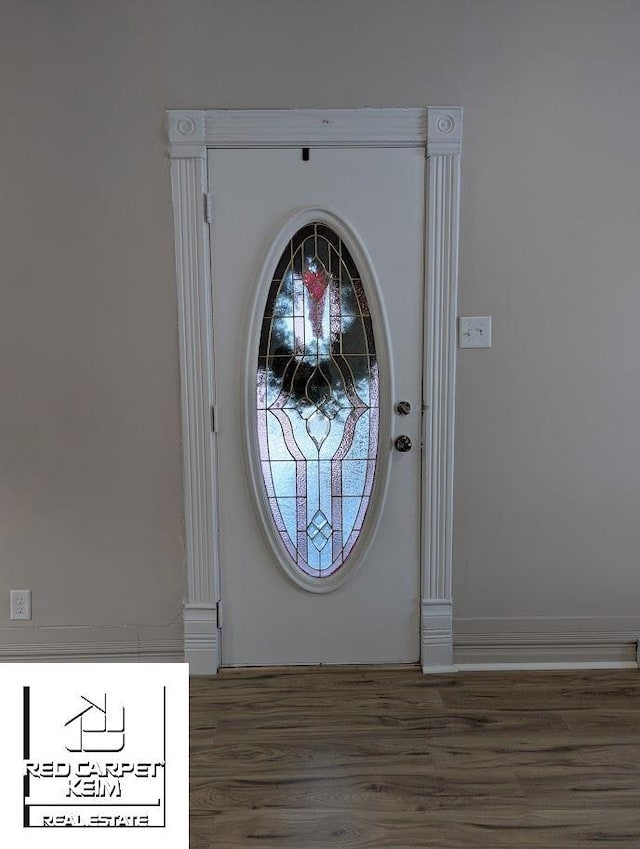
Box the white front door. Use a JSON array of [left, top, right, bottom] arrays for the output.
[[208, 146, 425, 665]]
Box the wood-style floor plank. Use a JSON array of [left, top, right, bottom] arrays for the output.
[[190, 666, 640, 848]]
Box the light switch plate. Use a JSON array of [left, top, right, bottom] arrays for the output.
[[458, 316, 492, 348]]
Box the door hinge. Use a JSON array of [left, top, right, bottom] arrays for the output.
[[204, 192, 212, 224], [216, 600, 223, 631], [210, 404, 217, 433]]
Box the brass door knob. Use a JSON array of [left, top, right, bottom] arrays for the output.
[[394, 435, 412, 452], [395, 400, 411, 416]]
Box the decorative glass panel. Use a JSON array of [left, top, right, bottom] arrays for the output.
[[256, 223, 379, 578]]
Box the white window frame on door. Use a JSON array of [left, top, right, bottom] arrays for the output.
[[167, 108, 463, 675]]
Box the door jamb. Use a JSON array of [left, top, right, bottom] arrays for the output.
[[167, 108, 463, 674]]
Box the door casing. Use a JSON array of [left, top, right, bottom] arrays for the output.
[[167, 108, 463, 674]]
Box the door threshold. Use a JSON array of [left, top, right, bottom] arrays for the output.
[[217, 662, 422, 676]]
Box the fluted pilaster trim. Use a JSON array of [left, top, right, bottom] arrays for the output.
[[170, 152, 220, 674], [421, 107, 462, 671]]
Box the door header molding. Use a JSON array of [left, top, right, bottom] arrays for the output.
[[167, 107, 463, 673], [167, 107, 462, 156]]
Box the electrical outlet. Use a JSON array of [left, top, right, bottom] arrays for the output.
[[10, 590, 31, 620]]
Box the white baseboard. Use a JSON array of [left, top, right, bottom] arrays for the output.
[[0, 624, 183, 663], [184, 604, 220, 675], [11, 616, 630, 671], [425, 661, 638, 673], [452, 616, 640, 670]]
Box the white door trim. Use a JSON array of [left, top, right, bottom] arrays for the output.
[[167, 108, 463, 674]]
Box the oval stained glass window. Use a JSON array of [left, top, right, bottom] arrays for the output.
[[256, 222, 379, 579]]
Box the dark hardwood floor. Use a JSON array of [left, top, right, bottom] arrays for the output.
[[190, 666, 640, 848]]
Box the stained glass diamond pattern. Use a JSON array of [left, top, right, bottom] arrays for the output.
[[295, 392, 349, 423], [318, 395, 342, 420], [305, 409, 331, 450], [295, 387, 353, 450], [307, 509, 333, 551]]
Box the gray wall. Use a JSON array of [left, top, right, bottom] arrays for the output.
[[2, 0, 639, 659]]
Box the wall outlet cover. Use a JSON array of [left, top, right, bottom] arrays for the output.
[[10, 589, 32, 620]]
